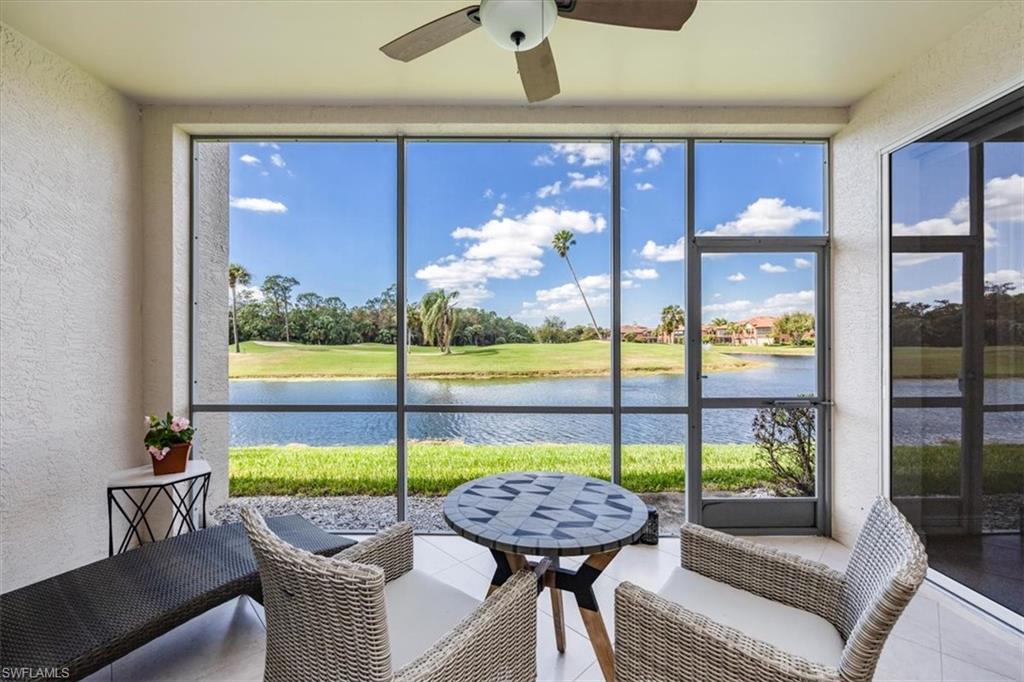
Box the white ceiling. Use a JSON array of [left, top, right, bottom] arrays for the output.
[[1, 0, 998, 107]]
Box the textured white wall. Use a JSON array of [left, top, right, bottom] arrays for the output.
[[0, 25, 143, 591], [830, 0, 1024, 544]]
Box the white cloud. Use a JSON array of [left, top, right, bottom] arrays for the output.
[[537, 181, 562, 198], [415, 206, 607, 304], [894, 279, 962, 304], [698, 197, 820, 236], [270, 153, 286, 168], [229, 283, 265, 304], [493, 203, 506, 218], [258, 142, 280, 150], [622, 143, 671, 171], [483, 188, 495, 199], [567, 172, 608, 190], [760, 262, 788, 274], [727, 272, 746, 283], [624, 268, 659, 280], [520, 273, 630, 319], [892, 175, 1023, 246], [635, 182, 655, 191], [547, 143, 610, 167], [229, 197, 287, 213], [644, 147, 663, 166], [239, 154, 260, 166], [794, 257, 812, 269], [702, 289, 815, 321], [893, 269, 1022, 305], [986, 268, 1023, 289], [702, 299, 752, 316], [640, 237, 685, 262], [982, 174, 1024, 223], [892, 253, 945, 269], [532, 154, 554, 167]]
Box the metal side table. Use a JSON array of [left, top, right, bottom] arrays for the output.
[[107, 459, 211, 556]]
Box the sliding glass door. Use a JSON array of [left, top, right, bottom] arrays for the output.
[[890, 88, 1023, 616]]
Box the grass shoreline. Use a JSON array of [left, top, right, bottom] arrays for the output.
[[227, 340, 821, 381], [228, 441, 1021, 497]]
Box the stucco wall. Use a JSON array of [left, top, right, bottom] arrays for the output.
[[830, 0, 1024, 544], [0, 26, 143, 590]]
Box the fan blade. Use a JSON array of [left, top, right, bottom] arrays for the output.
[[516, 39, 560, 103], [558, 0, 698, 30], [380, 5, 480, 62]]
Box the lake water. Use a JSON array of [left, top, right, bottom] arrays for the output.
[[220, 354, 1022, 447]]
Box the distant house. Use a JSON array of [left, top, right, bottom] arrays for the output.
[[621, 324, 654, 342], [703, 316, 778, 346]]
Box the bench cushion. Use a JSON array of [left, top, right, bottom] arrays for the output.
[[0, 515, 352, 680]]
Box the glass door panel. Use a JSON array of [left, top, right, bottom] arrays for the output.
[[700, 252, 818, 398]]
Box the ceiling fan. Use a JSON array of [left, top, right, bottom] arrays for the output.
[[380, 0, 698, 103]]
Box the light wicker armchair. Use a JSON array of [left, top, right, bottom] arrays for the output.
[[241, 508, 538, 682], [615, 498, 928, 682]]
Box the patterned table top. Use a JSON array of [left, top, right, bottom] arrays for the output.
[[443, 472, 649, 556]]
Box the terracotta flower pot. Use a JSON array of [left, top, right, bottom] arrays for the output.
[[151, 442, 191, 475]]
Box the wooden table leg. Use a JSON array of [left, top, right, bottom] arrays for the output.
[[576, 550, 619, 682], [549, 557, 566, 653], [486, 550, 527, 596]]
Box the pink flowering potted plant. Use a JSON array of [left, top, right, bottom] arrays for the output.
[[144, 412, 195, 475]]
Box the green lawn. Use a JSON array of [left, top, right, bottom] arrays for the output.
[[229, 441, 1022, 497], [892, 443, 1023, 496], [229, 340, 767, 380], [229, 442, 767, 496], [892, 346, 1023, 379]]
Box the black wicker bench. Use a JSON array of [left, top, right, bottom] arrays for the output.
[[0, 515, 354, 680]]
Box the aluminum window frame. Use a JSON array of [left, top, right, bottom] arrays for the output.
[[190, 135, 832, 535]]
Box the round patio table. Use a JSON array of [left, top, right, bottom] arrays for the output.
[[443, 472, 649, 682]]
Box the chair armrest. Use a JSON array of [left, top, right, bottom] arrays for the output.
[[395, 569, 538, 682], [615, 581, 840, 682], [680, 522, 844, 625], [335, 522, 414, 583]]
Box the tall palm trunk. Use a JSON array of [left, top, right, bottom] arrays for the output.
[[565, 255, 602, 339], [231, 284, 241, 353], [283, 301, 291, 342]]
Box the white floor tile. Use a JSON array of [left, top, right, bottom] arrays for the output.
[[535, 609, 597, 682], [413, 536, 462, 575], [432, 561, 493, 601], [654, 537, 680, 559], [573, 660, 606, 681], [874, 635, 945, 681], [601, 544, 679, 591], [112, 597, 265, 682], [421, 534, 489, 562], [891, 593, 942, 651], [939, 607, 1024, 681], [943, 654, 1018, 682]]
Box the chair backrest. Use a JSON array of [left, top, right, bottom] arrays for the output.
[[241, 507, 394, 682], [837, 498, 928, 681]]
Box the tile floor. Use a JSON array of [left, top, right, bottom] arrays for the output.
[[83, 534, 1023, 682]]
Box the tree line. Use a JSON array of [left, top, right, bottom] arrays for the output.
[[892, 283, 1022, 347]]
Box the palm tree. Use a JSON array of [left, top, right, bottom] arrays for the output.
[[660, 304, 685, 344], [552, 230, 602, 339], [421, 289, 460, 354], [228, 263, 251, 353]]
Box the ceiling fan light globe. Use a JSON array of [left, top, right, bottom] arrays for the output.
[[479, 0, 557, 51]]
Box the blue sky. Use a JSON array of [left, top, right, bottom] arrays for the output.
[[892, 141, 1023, 304], [226, 140, 839, 326]]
